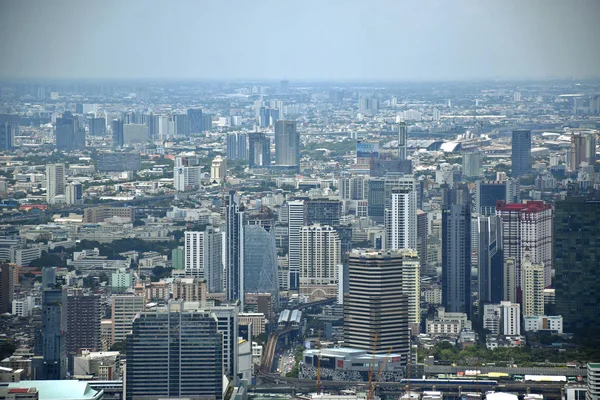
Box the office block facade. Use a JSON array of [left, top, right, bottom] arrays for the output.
[[511, 129, 532, 177]]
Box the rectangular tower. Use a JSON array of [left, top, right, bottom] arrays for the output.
[[226, 191, 244, 307]]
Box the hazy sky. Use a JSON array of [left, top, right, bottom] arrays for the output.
[[1, 0, 599, 81]]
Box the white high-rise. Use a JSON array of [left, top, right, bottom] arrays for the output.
[[501, 301, 521, 336], [287, 200, 306, 289], [46, 163, 65, 204], [65, 181, 83, 205], [174, 166, 203, 191], [299, 224, 341, 301], [184, 229, 223, 293], [521, 254, 545, 317], [385, 188, 417, 251], [399, 249, 420, 332]]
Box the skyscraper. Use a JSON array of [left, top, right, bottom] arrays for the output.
[[173, 113, 191, 136], [184, 228, 223, 293], [0, 262, 11, 314], [475, 180, 507, 216], [299, 224, 341, 301], [187, 108, 203, 133], [306, 198, 342, 227], [226, 191, 244, 307], [112, 119, 124, 147], [125, 301, 223, 400], [65, 181, 83, 205], [55, 111, 85, 150], [111, 295, 145, 346], [441, 185, 472, 317], [287, 200, 306, 289], [243, 224, 279, 304], [274, 120, 300, 170], [521, 254, 545, 317], [399, 249, 421, 334], [555, 194, 600, 335], [416, 210, 428, 271], [367, 178, 385, 223], [226, 133, 248, 161], [0, 114, 19, 150], [511, 129, 532, 177], [569, 131, 597, 170], [344, 249, 410, 362], [66, 290, 101, 357], [385, 188, 417, 251], [42, 286, 67, 380], [248, 132, 270, 168], [87, 116, 106, 136], [496, 200, 553, 289], [46, 163, 65, 205], [398, 122, 408, 160], [477, 215, 503, 305], [463, 151, 482, 178]]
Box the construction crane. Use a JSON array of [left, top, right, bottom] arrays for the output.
[[368, 346, 393, 400], [317, 329, 322, 395], [367, 332, 379, 400]]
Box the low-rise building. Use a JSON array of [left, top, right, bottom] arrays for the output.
[[523, 315, 563, 334], [426, 308, 472, 337]]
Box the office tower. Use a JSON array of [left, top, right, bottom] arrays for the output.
[[475, 180, 507, 216], [125, 302, 223, 400], [385, 188, 417, 251], [111, 119, 124, 147], [174, 165, 203, 192], [511, 129, 532, 177], [274, 120, 300, 170], [226, 191, 244, 306], [173, 113, 191, 136], [87, 116, 106, 136], [184, 228, 223, 293], [339, 176, 368, 200], [463, 151, 482, 178], [226, 133, 248, 161], [66, 291, 101, 356], [143, 113, 158, 138], [416, 210, 428, 271], [111, 295, 145, 346], [306, 198, 342, 227], [55, 111, 85, 150], [503, 257, 517, 303], [358, 95, 379, 115], [367, 178, 385, 223], [244, 225, 279, 300], [0, 263, 11, 314], [65, 182, 83, 205], [248, 132, 270, 168], [210, 155, 226, 184], [441, 185, 472, 317], [287, 200, 306, 289], [45, 163, 65, 205], [0, 114, 20, 150], [399, 249, 420, 333], [209, 304, 239, 381], [501, 301, 521, 336], [42, 286, 67, 379], [123, 124, 148, 144], [496, 200, 552, 288], [187, 108, 203, 133], [299, 224, 341, 301], [477, 215, 503, 305], [570, 131, 597, 170], [227, 133, 238, 160], [344, 250, 410, 362], [521, 254, 545, 317], [555, 195, 600, 335], [398, 122, 408, 160]]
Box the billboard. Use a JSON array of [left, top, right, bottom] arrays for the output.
[[357, 141, 379, 158]]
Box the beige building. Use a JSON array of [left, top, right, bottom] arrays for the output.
[[299, 224, 341, 301], [521, 254, 545, 317], [238, 312, 266, 336], [110, 295, 145, 345], [210, 155, 226, 184], [172, 278, 207, 305]]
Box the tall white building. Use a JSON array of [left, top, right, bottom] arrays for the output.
[[385, 188, 417, 251], [521, 254, 545, 317], [210, 156, 226, 184], [174, 166, 203, 191], [399, 249, 420, 332], [184, 229, 223, 293], [483, 303, 502, 335], [65, 181, 83, 205], [299, 224, 341, 301], [287, 200, 306, 289], [503, 257, 517, 303], [501, 301, 521, 336], [46, 163, 65, 204]]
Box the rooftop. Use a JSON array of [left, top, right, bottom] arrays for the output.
[[8, 381, 103, 400]]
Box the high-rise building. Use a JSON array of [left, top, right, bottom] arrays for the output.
[[184, 228, 223, 293], [503, 257, 517, 303], [521, 254, 545, 317], [463, 151, 482, 178], [65, 182, 83, 205], [174, 165, 203, 192], [416, 210, 428, 271], [569, 131, 597, 170], [210, 304, 239, 381], [477, 215, 503, 305], [248, 132, 270, 168], [287, 200, 306, 289], [367, 178, 385, 223], [496, 200, 553, 289], [0, 263, 11, 314], [511, 129, 532, 177], [339, 176, 368, 200], [385, 188, 417, 251], [299, 224, 341, 301], [306, 198, 342, 227], [398, 122, 408, 160], [244, 225, 279, 305], [587, 363, 600, 400], [226, 191, 244, 307], [0, 114, 19, 150], [344, 250, 410, 362], [55, 111, 85, 150], [555, 195, 600, 335], [87, 116, 106, 136], [442, 185, 472, 317], [187, 108, 203, 133], [210, 155, 226, 184], [111, 119, 124, 147], [173, 113, 191, 136], [358, 95, 379, 115], [274, 120, 300, 170], [123, 124, 148, 144], [226, 133, 248, 160], [111, 295, 145, 346], [66, 290, 101, 356], [475, 180, 507, 216], [398, 249, 420, 333], [46, 164, 65, 205], [42, 286, 67, 379], [501, 301, 521, 336], [125, 301, 223, 400]]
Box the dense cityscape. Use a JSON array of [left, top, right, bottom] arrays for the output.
[[1, 1, 600, 400]]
